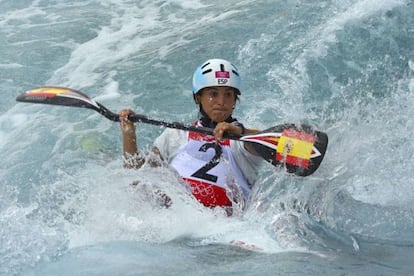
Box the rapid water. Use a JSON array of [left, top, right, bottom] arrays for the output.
[[1, 0, 414, 275]]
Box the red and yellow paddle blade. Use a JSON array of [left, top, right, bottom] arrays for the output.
[[240, 124, 328, 176], [16, 86, 100, 110]]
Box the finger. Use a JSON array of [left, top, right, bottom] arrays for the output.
[[215, 128, 225, 141]]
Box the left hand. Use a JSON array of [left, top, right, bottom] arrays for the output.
[[213, 122, 243, 141], [119, 109, 136, 134]]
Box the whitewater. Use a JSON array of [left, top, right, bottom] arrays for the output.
[[1, 0, 413, 275]]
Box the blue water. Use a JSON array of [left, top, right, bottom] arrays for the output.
[[1, 0, 414, 275]]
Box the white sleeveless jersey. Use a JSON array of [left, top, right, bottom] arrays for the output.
[[169, 129, 251, 207], [153, 121, 263, 208]]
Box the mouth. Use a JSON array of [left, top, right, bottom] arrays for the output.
[[212, 108, 229, 113], [211, 109, 231, 121], [211, 110, 229, 118]]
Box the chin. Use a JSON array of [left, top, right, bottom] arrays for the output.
[[210, 112, 231, 123]]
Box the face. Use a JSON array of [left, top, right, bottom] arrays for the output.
[[196, 86, 237, 123]]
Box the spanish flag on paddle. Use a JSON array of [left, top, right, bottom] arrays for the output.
[[240, 124, 328, 176]]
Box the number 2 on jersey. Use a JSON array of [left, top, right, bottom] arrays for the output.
[[191, 142, 223, 183]]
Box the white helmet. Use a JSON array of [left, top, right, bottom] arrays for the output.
[[192, 59, 241, 95]]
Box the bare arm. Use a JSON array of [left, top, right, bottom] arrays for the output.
[[119, 109, 164, 169], [119, 109, 144, 169]]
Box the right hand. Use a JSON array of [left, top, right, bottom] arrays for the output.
[[119, 109, 136, 134]]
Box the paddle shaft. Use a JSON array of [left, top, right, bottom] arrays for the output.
[[96, 102, 241, 140]]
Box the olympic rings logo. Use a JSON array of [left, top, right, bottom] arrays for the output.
[[191, 182, 215, 197]]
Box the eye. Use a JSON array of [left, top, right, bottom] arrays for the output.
[[224, 91, 234, 98], [207, 90, 219, 98]]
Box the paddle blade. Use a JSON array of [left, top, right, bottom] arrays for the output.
[[16, 86, 101, 111], [241, 124, 328, 176]]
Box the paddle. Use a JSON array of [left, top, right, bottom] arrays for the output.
[[16, 86, 328, 176]]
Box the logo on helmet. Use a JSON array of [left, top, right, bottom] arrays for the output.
[[215, 71, 230, 78], [217, 79, 228, 85]]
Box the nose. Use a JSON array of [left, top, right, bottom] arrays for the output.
[[215, 93, 226, 106]]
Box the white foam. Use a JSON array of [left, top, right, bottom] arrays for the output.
[[0, 63, 23, 69], [0, 107, 40, 158], [47, 1, 245, 89], [296, 0, 406, 59], [0, 1, 46, 28], [93, 79, 121, 102], [167, 0, 208, 9], [48, 3, 166, 87]]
